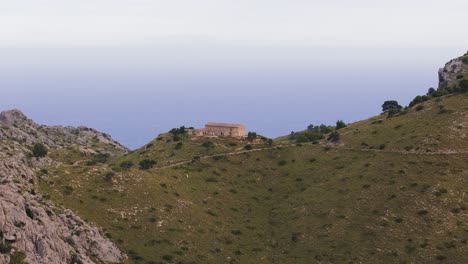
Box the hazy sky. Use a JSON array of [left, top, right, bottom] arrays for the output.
[[1, 1, 467, 148]]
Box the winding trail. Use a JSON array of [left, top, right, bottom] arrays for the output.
[[153, 143, 468, 170], [154, 144, 292, 170]]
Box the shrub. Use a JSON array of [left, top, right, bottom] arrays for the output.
[[162, 255, 173, 262], [139, 159, 156, 170], [175, 142, 183, 150], [267, 139, 273, 146], [417, 209, 428, 216], [327, 131, 340, 142], [92, 153, 110, 163], [247, 132, 257, 141], [460, 79, 468, 92], [244, 144, 253, 150], [231, 229, 242, 235], [278, 160, 287, 166], [9, 251, 27, 264], [120, 161, 134, 170], [427, 87, 436, 95], [307, 124, 333, 134], [379, 144, 386, 150], [25, 207, 34, 219], [169, 126, 186, 136], [205, 177, 218, 183], [32, 143, 48, 158], [293, 131, 325, 143], [336, 120, 347, 130], [202, 141, 214, 148], [291, 233, 301, 242], [415, 105, 424, 111], [462, 56, 468, 64], [104, 172, 115, 182], [409, 95, 430, 107], [63, 186, 74, 195], [0, 240, 11, 254], [382, 100, 402, 113]]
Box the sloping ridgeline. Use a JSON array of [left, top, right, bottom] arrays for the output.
[[29, 53, 468, 263]]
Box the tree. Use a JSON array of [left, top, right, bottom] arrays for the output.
[[427, 87, 436, 95], [382, 100, 402, 113], [336, 120, 346, 130], [247, 132, 257, 141], [139, 159, 156, 170], [32, 143, 48, 158]]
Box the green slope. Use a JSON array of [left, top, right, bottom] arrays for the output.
[[37, 92, 468, 264]]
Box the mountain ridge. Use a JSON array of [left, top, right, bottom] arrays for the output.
[[0, 52, 467, 263]]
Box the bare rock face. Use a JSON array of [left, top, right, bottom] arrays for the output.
[[0, 109, 129, 153], [0, 110, 127, 263], [438, 52, 468, 89]]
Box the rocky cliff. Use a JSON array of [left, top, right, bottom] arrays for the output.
[[438, 51, 468, 89], [0, 110, 127, 263]]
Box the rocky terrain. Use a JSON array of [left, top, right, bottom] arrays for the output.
[[0, 110, 127, 263], [438, 51, 468, 89]]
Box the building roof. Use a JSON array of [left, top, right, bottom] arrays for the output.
[[205, 122, 245, 128]]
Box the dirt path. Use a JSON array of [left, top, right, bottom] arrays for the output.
[[73, 160, 91, 166], [153, 143, 467, 170], [154, 145, 290, 170]]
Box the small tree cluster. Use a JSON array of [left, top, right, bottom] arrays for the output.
[[139, 159, 156, 170], [247, 132, 257, 141], [169, 126, 188, 141], [382, 100, 403, 116], [336, 120, 347, 130], [409, 81, 468, 108], [307, 124, 334, 134]]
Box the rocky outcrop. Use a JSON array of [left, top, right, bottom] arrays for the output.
[[0, 110, 127, 263], [0, 109, 129, 153], [438, 52, 468, 89]]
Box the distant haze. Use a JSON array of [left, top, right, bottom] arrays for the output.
[[1, 1, 467, 148]]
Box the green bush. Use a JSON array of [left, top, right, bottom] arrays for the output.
[[415, 105, 424, 111], [202, 141, 214, 148], [175, 142, 183, 150], [104, 172, 115, 182], [139, 159, 156, 170], [462, 56, 468, 64], [32, 143, 48, 158], [336, 120, 347, 130], [409, 95, 430, 107], [382, 100, 402, 113], [120, 161, 134, 170], [244, 144, 253, 150], [247, 132, 257, 141], [460, 79, 468, 92], [92, 153, 110, 163]]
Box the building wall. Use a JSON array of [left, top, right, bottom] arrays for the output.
[[196, 124, 246, 137]]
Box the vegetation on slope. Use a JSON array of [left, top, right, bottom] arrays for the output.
[[37, 92, 468, 263]]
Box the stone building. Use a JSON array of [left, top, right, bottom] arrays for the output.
[[195, 122, 246, 137]]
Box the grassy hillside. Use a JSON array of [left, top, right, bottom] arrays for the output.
[[37, 94, 468, 264], [340, 93, 468, 152]]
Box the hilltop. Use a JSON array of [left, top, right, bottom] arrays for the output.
[[0, 52, 467, 264]]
